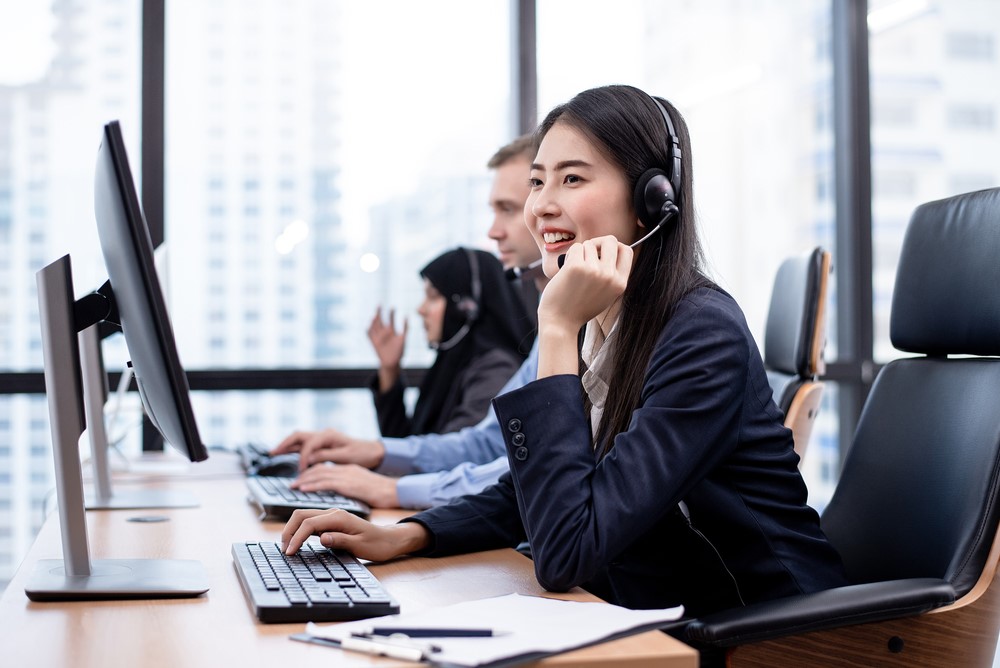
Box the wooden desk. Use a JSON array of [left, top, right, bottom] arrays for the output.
[[0, 455, 697, 667]]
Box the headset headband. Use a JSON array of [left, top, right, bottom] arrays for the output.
[[648, 95, 682, 203]]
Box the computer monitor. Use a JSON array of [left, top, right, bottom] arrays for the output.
[[24, 121, 210, 600], [81, 133, 200, 509]]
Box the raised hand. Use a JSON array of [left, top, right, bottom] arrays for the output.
[[367, 307, 407, 392]]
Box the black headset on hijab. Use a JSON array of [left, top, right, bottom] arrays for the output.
[[435, 247, 481, 351]]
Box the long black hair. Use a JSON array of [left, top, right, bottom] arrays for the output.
[[535, 85, 710, 456]]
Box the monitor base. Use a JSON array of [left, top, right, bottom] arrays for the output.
[[24, 559, 210, 601], [85, 489, 199, 510]]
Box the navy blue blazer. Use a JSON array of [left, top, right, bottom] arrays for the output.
[[405, 287, 847, 616]]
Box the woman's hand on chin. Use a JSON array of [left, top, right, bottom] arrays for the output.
[[538, 235, 633, 332]]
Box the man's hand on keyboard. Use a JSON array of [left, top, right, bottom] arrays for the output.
[[271, 428, 386, 472], [291, 462, 399, 508], [281, 508, 430, 562]]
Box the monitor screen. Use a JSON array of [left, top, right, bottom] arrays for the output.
[[93, 120, 207, 463]]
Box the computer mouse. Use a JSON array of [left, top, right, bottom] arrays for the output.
[[250, 453, 301, 478]]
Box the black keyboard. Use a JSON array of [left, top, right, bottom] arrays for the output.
[[236, 442, 271, 471], [246, 475, 371, 520], [232, 540, 399, 623]]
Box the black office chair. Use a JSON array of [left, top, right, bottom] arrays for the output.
[[763, 247, 831, 461], [686, 187, 1000, 667]]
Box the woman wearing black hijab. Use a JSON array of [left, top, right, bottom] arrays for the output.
[[368, 247, 533, 438]]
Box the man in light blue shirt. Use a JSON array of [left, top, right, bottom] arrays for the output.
[[271, 136, 546, 509], [381, 342, 537, 507]]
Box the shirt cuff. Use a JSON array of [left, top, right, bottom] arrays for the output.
[[395, 473, 436, 509], [377, 437, 420, 476]]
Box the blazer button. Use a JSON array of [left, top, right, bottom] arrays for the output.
[[514, 446, 529, 461], [507, 418, 522, 433], [511, 432, 526, 446]]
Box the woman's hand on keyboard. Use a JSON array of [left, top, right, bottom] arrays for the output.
[[281, 508, 430, 562], [291, 463, 399, 508]]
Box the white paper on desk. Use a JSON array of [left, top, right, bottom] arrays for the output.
[[302, 593, 684, 667]]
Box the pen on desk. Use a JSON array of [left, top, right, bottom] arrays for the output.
[[363, 626, 500, 638], [338, 635, 429, 662]]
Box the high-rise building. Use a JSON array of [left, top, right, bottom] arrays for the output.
[[164, 1, 358, 447]]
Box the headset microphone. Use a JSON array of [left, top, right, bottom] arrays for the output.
[[556, 204, 678, 269], [504, 258, 544, 282]]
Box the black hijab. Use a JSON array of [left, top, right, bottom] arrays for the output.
[[410, 247, 534, 434]]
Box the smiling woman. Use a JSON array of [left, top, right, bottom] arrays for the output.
[[279, 85, 849, 621]]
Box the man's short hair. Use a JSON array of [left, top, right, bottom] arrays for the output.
[[487, 134, 535, 169]]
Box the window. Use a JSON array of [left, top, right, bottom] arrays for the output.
[[0, 2, 141, 586], [874, 169, 917, 198], [870, 0, 1000, 363], [946, 32, 995, 60], [873, 99, 916, 127], [949, 173, 997, 193], [164, 0, 511, 443], [947, 105, 996, 131]]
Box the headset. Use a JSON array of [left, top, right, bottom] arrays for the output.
[[508, 92, 684, 278], [631, 93, 682, 243], [435, 247, 481, 351]]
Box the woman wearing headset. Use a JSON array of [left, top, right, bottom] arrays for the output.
[[368, 247, 532, 438], [281, 85, 847, 618]]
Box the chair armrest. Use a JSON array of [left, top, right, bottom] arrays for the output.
[[685, 578, 956, 647]]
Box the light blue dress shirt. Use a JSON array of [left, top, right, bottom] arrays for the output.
[[376, 339, 539, 509]]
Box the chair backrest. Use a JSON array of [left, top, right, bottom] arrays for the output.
[[763, 247, 830, 414], [821, 187, 1000, 599], [763, 247, 831, 459]]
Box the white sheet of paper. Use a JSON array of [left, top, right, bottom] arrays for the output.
[[303, 592, 684, 667]]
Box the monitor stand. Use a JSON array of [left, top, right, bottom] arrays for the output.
[[24, 255, 209, 600], [78, 325, 198, 510]]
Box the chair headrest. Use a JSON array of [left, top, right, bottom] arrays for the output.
[[764, 247, 827, 378], [891, 187, 1000, 356]]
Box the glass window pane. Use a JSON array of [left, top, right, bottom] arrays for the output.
[[803, 383, 839, 511], [537, 0, 838, 499], [869, 0, 1000, 361], [191, 389, 379, 451], [0, 1, 141, 590], [164, 0, 511, 370], [0, 2, 142, 371], [165, 0, 511, 440], [0, 395, 55, 591]]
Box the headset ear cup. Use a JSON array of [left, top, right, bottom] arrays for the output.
[[634, 167, 676, 228], [454, 296, 479, 323]]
